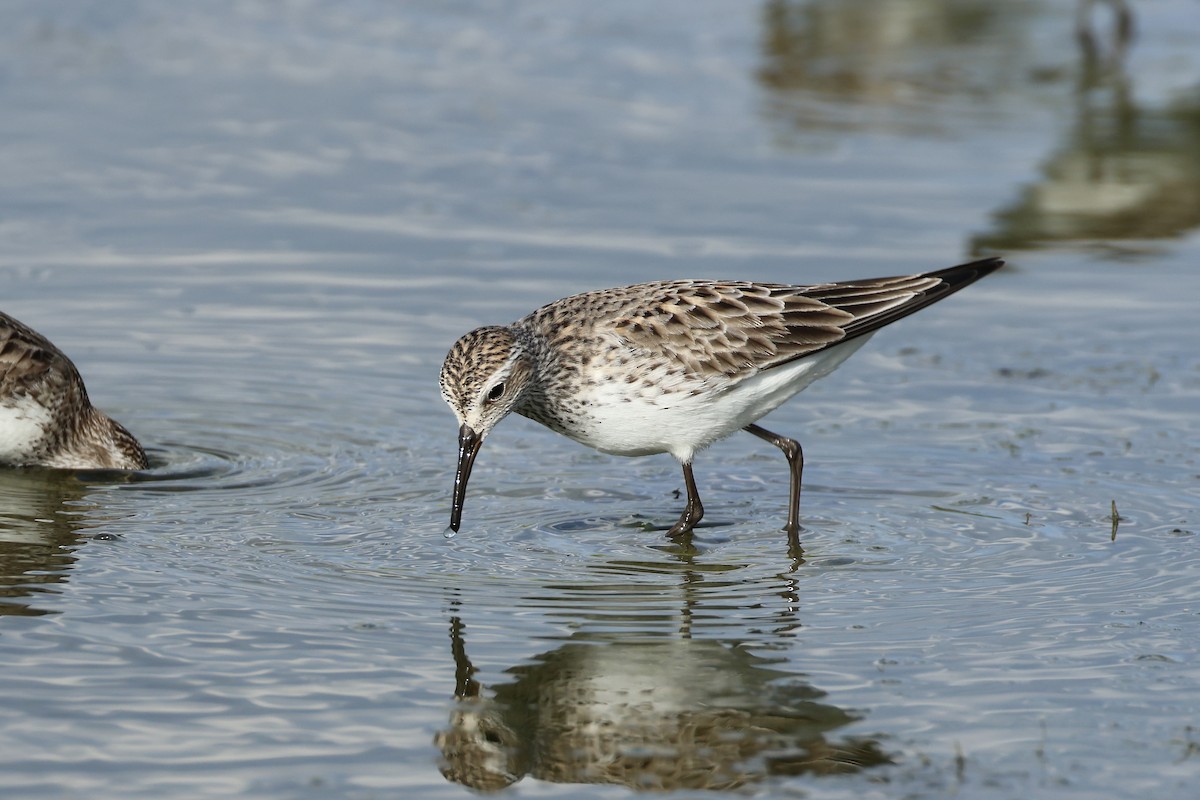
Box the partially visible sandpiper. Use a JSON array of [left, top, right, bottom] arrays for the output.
[[440, 257, 1002, 538], [0, 310, 148, 470]]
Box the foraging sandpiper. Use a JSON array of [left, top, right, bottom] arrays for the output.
[[0, 310, 148, 471], [440, 257, 1002, 537]]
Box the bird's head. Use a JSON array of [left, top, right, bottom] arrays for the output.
[[439, 326, 535, 533]]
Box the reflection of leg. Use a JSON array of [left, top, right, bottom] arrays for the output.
[[744, 423, 804, 535], [667, 462, 704, 537], [449, 616, 480, 699], [1076, 0, 1135, 66]]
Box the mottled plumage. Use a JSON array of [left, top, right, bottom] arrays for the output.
[[440, 257, 1002, 538], [0, 310, 148, 470]]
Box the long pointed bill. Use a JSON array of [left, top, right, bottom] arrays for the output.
[[448, 424, 483, 533]]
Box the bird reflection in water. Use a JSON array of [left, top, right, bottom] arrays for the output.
[[0, 469, 120, 617], [435, 614, 890, 791], [972, 1, 1200, 253]]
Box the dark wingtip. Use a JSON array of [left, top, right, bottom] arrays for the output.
[[925, 256, 1005, 289], [832, 256, 1005, 343]]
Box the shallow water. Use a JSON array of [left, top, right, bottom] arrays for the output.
[[1, 1, 1198, 798]]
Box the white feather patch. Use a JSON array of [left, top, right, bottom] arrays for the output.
[[0, 397, 52, 463]]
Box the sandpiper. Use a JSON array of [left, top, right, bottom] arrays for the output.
[[440, 257, 1002, 537], [0, 310, 148, 470]]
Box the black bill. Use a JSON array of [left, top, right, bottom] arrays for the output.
[[448, 424, 483, 533]]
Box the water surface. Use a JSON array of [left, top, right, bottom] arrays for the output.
[[1, 1, 1198, 798]]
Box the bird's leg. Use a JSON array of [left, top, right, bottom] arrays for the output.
[[744, 423, 804, 535], [666, 462, 704, 537]]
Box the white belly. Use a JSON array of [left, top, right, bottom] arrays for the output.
[[0, 397, 52, 463], [569, 335, 873, 463]]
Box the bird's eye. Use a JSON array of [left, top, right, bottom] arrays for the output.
[[486, 382, 505, 403]]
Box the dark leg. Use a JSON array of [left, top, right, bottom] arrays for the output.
[[744, 423, 804, 534], [667, 462, 704, 537]]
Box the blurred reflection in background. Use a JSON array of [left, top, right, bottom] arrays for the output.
[[757, 0, 1034, 136], [973, 1, 1200, 253], [757, 0, 1200, 253]]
